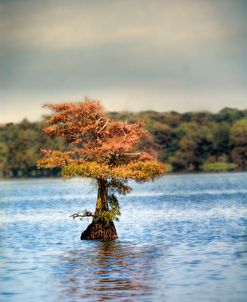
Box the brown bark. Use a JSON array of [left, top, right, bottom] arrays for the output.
[[94, 179, 109, 218], [81, 178, 118, 240], [80, 220, 118, 240]]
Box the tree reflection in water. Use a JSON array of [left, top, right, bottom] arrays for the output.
[[57, 241, 163, 301]]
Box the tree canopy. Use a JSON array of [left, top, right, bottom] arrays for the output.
[[37, 100, 166, 182]]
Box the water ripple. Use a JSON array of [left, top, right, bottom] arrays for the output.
[[0, 173, 247, 302]]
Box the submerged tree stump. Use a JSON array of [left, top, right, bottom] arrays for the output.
[[81, 220, 118, 240]]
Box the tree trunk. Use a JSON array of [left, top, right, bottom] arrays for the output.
[[81, 179, 118, 240]]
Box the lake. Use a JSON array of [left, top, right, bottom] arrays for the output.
[[0, 173, 247, 302]]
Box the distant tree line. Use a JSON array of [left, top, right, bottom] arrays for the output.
[[0, 107, 246, 177]]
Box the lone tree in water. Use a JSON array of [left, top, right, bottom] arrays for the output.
[[37, 99, 166, 240]]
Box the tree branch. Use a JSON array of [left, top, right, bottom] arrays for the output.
[[98, 120, 109, 134], [121, 126, 127, 140], [70, 210, 94, 219]]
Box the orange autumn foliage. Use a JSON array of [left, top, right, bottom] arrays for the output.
[[37, 99, 166, 182]]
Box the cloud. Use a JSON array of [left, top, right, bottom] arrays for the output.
[[0, 0, 231, 52], [0, 0, 246, 122]]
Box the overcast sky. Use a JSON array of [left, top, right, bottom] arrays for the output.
[[0, 0, 247, 122]]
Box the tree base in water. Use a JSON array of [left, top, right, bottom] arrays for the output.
[[80, 220, 118, 240]]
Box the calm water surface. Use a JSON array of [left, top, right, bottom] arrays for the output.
[[0, 173, 247, 302]]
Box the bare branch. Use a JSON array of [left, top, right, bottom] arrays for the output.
[[122, 152, 141, 158], [121, 127, 127, 140], [98, 120, 109, 134], [70, 210, 94, 219]]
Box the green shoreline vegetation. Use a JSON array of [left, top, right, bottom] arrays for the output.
[[0, 107, 246, 178]]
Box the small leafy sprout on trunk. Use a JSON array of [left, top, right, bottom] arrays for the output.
[[37, 98, 166, 240]]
